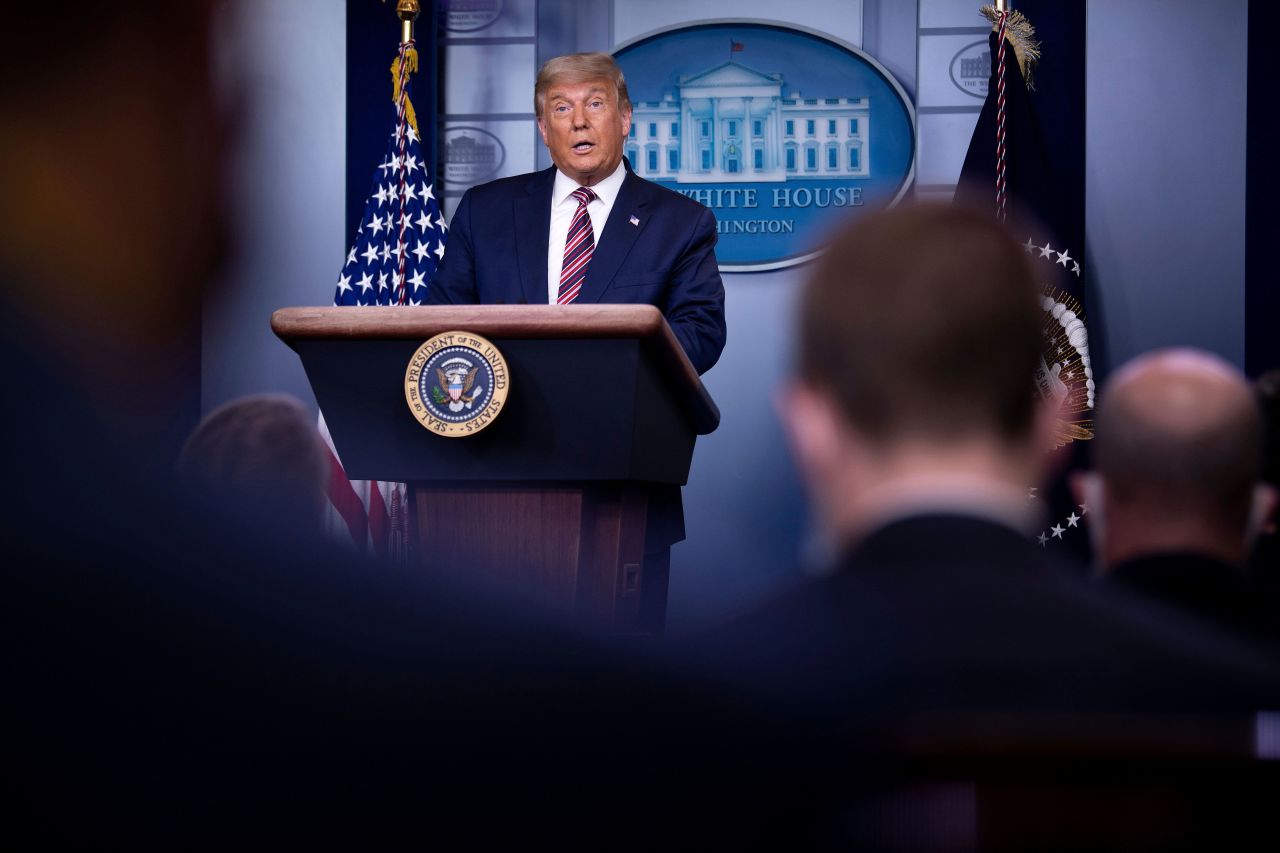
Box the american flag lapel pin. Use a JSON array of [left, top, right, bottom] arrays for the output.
[[629, 214, 640, 227]]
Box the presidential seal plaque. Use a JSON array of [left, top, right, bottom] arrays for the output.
[[404, 331, 509, 437]]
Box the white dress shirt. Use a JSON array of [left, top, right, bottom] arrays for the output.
[[546, 161, 627, 304]]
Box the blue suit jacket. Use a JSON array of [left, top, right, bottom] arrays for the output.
[[427, 165, 727, 375]]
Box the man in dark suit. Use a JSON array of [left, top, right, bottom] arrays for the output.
[[427, 51, 727, 376], [1075, 348, 1278, 644], [696, 205, 1279, 727]]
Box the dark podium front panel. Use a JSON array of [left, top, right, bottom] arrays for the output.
[[297, 336, 695, 484]]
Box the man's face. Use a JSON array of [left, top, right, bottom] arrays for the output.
[[537, 77, 631, 187]]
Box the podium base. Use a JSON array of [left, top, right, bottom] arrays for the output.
[[411, 482, 668, 635]]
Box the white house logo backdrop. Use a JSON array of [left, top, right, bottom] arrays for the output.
[[613, 21, 916, 271], [950, 41, 990, 99], [444, 126, 507, 186]]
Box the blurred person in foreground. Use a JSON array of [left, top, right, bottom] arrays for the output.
[[694, 204, 1279, 728], [1254, 369, 1280, 607], [177, 394, 330, 539], [0, 4, 796, 847], [0, 4, 226, 468], [1075, 350, 1277, 644]]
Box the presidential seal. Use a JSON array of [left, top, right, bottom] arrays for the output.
[[404, 331, 509, 437]]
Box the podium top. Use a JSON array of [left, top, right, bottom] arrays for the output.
[[272, 304, 720, 434]]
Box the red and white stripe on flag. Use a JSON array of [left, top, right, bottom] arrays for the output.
[[319, 413, 407, 557]]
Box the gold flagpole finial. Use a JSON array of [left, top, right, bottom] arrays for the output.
[[397, 0, 421, 44], [382, 0, 421, 45]]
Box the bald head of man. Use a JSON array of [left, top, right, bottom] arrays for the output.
[[1079, 348, 1276, 568]]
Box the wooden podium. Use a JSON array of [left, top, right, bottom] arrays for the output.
[[272, 305, 719, 633]]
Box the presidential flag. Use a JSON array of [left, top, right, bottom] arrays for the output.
[[323, 40, 447, 556], [955, 5, 1093, 552]]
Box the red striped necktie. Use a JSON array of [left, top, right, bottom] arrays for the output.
[[557, 186, 597, 305]]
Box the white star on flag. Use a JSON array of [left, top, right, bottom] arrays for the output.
[[1050, 524, 1065, 539]]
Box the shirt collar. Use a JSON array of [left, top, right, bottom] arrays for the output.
[[552, 159, 627, 208], [846, 472, 1042, 543]]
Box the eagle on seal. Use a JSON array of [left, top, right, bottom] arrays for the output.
[[437, 365, 481, 409]]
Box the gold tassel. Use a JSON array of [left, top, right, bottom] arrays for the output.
[[390, 48, 421, 141], [979, 5, 1041, 90]]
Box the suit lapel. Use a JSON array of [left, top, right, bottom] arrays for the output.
[[514, 167, 554, 305], [577, 170, 650, 304]]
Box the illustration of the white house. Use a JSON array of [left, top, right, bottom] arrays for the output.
[[625, 60, 870, 184]]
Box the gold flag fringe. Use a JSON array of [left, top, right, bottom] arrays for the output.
[[391, 48, 421, 142], [980, 5, 1041, 90]]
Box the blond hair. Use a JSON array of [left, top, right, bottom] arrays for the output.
[[534, 52, 631, 118]]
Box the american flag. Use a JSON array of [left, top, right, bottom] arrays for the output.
[[323, 41, 447, 555], [335, 49, 447, 307]]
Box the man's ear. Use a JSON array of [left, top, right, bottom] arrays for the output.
[[1071, 470, 1110, 571], [1249, 482, 1278, 538], [1017, 396, 1065, 488], [1030, 396, 1062, 458], [619, 107, 632, 139], [775, 382, 845, 489], [1070, 470, 1104, 516], [536, 117, 548, 147], [1069, 469, 1089, 511]]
